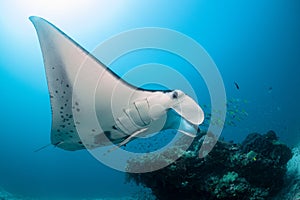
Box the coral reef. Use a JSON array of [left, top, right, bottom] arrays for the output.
[[274, 144, 300, 200], [126, 130, 293, 200], [0, 187, 25, 200]]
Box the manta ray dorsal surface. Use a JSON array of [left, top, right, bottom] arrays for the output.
[[30, 16, 204, 151]]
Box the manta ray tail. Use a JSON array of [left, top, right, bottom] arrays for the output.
[[34, 142, 62, 152]]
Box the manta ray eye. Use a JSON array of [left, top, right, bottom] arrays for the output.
[[172, 91, 178, 99]]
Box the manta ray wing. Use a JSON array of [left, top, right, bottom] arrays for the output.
[[30, 16, 154, 151]]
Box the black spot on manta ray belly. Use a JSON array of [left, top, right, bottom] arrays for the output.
[[104, 131, 111, 137]]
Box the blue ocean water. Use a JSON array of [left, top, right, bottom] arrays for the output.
[[0, 0, 299, 199]]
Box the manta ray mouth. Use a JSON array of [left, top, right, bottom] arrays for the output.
[[178, 130, 197, 138], [177, 118, 199, 138]]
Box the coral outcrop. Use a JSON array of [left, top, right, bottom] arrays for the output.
[[126, 130, 293, 200]]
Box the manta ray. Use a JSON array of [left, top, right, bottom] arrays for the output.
[[30, 16, 204, 151]]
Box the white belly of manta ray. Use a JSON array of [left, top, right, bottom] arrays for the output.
[[30, 16, 205, 151]]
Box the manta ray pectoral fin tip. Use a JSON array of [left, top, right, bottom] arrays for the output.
[[29, 16, 40, 23], [29, 16, 49, 28]]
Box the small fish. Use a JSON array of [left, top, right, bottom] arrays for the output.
[[227, 121, 237, 127], [234, 82, 240, 90], [268, 87, 273, 93]]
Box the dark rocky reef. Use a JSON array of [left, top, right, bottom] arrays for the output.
[[126, 130, 293, 200]]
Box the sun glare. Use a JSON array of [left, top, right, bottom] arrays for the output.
[[0, 0, 124, 40], [0, 0, 127, 87], [22, 0, 91, 20]]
